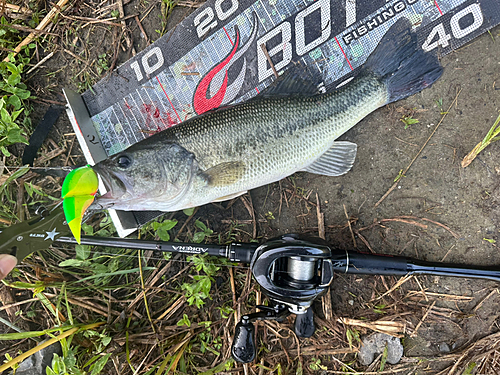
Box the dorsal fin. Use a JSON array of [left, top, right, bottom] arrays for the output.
[[260, 64, 323, 97]]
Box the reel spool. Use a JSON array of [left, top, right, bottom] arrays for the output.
[[250, 234, 334, 314]]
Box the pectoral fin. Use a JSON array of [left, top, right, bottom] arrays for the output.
[[302, 141, 357, 176], [204, 161, 246, 187]]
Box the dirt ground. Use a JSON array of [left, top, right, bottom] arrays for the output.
[[7, 1, 500, 373]]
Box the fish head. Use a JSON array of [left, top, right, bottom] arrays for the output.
[[92, 142, 197, 211]]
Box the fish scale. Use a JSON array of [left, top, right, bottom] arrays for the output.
[[90, 20, 442, 213], [173, 74, 386, 191]]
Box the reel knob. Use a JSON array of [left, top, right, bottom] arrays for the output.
[[231, 316, 256, 363], [294, 308, 315, 338]]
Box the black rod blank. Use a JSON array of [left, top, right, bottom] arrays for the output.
[[56, 236, 258, 263]]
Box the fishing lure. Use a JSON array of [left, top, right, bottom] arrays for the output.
[[61, 165, 99, 243]]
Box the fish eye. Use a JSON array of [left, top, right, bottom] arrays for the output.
[[117, 155, 132, 169]]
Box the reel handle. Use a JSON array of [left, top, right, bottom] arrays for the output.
[[231, 306, 290, 363], [232, 318, 256, 363], [231, 307, 316, 363]]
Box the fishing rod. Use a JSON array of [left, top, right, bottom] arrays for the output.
[[2, 206, 500, 363]]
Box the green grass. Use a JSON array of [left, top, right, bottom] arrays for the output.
[[400, 114, 419, 129], [461, 111, 500, 167], [156, 0, 178, 36], [0, 51, 33, 156]]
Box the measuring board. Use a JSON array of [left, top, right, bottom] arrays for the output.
[[65, 0, 500, 237]]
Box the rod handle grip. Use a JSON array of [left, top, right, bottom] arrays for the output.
[[331, 250, 408, 276]]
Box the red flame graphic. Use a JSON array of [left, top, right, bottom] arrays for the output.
[[193, 29, 240, 115]]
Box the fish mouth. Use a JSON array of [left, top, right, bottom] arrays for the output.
[[92, 165, 128, 202]]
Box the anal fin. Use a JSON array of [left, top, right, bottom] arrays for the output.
[[301, 141, 357, 177]]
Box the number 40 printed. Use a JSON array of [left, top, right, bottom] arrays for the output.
[[422, 4, 484, 52]]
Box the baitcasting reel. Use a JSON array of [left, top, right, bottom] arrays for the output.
[[232, 234, 335, 363]]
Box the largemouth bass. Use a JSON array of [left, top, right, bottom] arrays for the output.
[[91, 19, 442, 212]]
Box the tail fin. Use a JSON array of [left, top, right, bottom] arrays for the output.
[[364, 18, 443, 104]]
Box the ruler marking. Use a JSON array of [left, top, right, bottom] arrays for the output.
[[104, 108, 122, 153], [223, 26, 233, 45], [152, 74, 182, 129], [274, 0, 293, 20], [334, 36, 354, 71], [176, 54, 201, 119], [110, 107, 129, 148], [94, 113, 109, 153], [102, 110, 114, 149], [126, 96, 144, 141], [136, 89, 157, 132], [129, 92, 149, 138], [434, 0, 443, 16], [207, 27, 227, 67], [163, 70, 189, 124], [136, 90, 157, 132], [116, 103, 136, 146], [407, 1, 419, 20], [119, 99, 140, 144], [111, 107, 132, 149], [156, 76, 181, 123], [143, 88, 166, 132], [176, 53, 197, 119], [151, 80, 173, 130], [116, 94, 144, 143], [195, 43, 214, 100], [260, 0, 277, 28]]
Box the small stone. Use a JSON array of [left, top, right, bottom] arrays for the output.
[[358, 333, 404, 366], [10, 341, 61, 375], [438, 342, 450, 353]]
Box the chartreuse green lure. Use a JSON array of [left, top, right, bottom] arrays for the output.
[[61, 165, 98, 243]]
